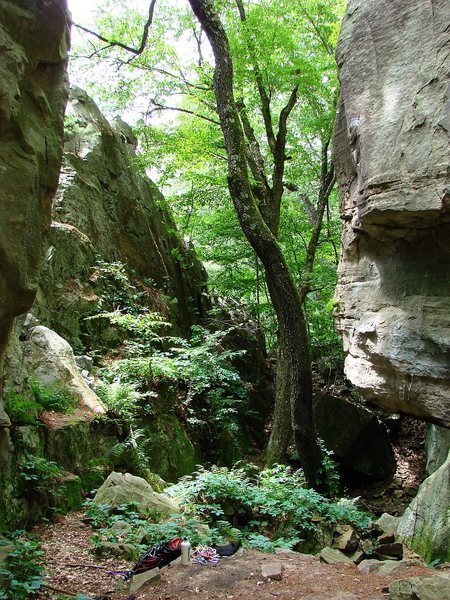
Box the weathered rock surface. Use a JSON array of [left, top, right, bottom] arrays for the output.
[[23, 325, 104, 413], [425, 424, 450, 475], [398, 450, 450, 562], [36, 87, 208, 350], [93, 471, 180, 515], [0, 0, 70, 367], [319, 547, 354, 565], [389, 576, 450, 600], [333, 0, 450, 425], [358, 559, 418, 576], [313, 393, 396, 480]]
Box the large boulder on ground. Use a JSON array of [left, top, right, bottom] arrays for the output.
[[333, 0, 450, 425], [23, 325, 104, 414], [313, 393, 396, 480], [389, 576, 450, 600], [93, 471, 180, 515], [398, 451, 450, 563]]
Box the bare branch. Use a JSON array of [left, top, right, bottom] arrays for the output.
[[148, 101, 221, 126], [73, 0, 157, 56]]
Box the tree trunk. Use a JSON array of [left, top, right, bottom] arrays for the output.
[[265, 326, 292, 465], [188, 0, 322, 487], [266, 148, 335, 466]]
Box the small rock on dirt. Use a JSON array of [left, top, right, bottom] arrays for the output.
[[262, 561, 282, 581]]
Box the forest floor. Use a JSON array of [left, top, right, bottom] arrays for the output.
[[34, 373, 431, 599], [35, 511, 437, 600]]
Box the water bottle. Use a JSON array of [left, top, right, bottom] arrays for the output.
[[181, 537, 191, 566]]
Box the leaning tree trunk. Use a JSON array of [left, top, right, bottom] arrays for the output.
[[188, 0, 323, 487]]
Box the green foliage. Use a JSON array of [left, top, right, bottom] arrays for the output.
[[82, 464, 369, 557], [64, 112, 98, 154], [29, 378, 76, 414], [166, 464, 371, 550], [83, 500, 224, 552], [317, 439, 341, 497], [96, 381, 149, 420], [4, 390, 41, 424], [19, 456, 62, 485], [101, 317, 249, 444], [71, 0, 345, 359], [91, 259, 156, 314], [0, 533, 44, 599], [107, 427, 151, 471]]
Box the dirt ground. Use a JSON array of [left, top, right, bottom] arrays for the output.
[[35, 513, 438, 600]]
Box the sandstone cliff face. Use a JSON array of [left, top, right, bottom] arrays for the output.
[[36, 87, 208, 350], [0, 0, 70, 369], [333, 0, 450, 426]]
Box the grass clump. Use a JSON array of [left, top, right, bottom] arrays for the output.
[[4, 390, 41, 425]]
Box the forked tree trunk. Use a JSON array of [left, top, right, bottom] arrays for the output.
[[188, 0, 322, 487]]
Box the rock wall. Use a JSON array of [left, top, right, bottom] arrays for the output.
[[333, 0, 450, 426], [0, 0, 70, 370], [0, 0, 70, 522], [35, 87, 208, 350]]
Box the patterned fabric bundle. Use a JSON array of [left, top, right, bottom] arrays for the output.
[[191, 545, 220, 565], [109, 536, 183, 580]]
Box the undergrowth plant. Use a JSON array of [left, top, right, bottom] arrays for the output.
[[166, 464, 371, 550], [98, 310, 249, 447], [0, 532, 44, 599], [19, 455, 64, 506], [81, 464, 370, 557], [83, 500, 226, 554]]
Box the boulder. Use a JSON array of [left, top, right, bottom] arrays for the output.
[[376, 513, 400, 539], [358, 559, 417, 576], [389, 576, 450, 600], [332, 527, 358, 552], [319, 547, 354, 565], [313, 393, 396, 480], [93, 472, 180, 515], [23, 325, 104, 414], [0, 406, 10, 429], [333, 0, 450, 425], [398, 451, 450, 563]]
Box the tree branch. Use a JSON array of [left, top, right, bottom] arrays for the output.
[[272, 84, 298, 207], [147, 101, 221, 126], [235, 0, 276, 154], [73, 0, 157, 56]]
